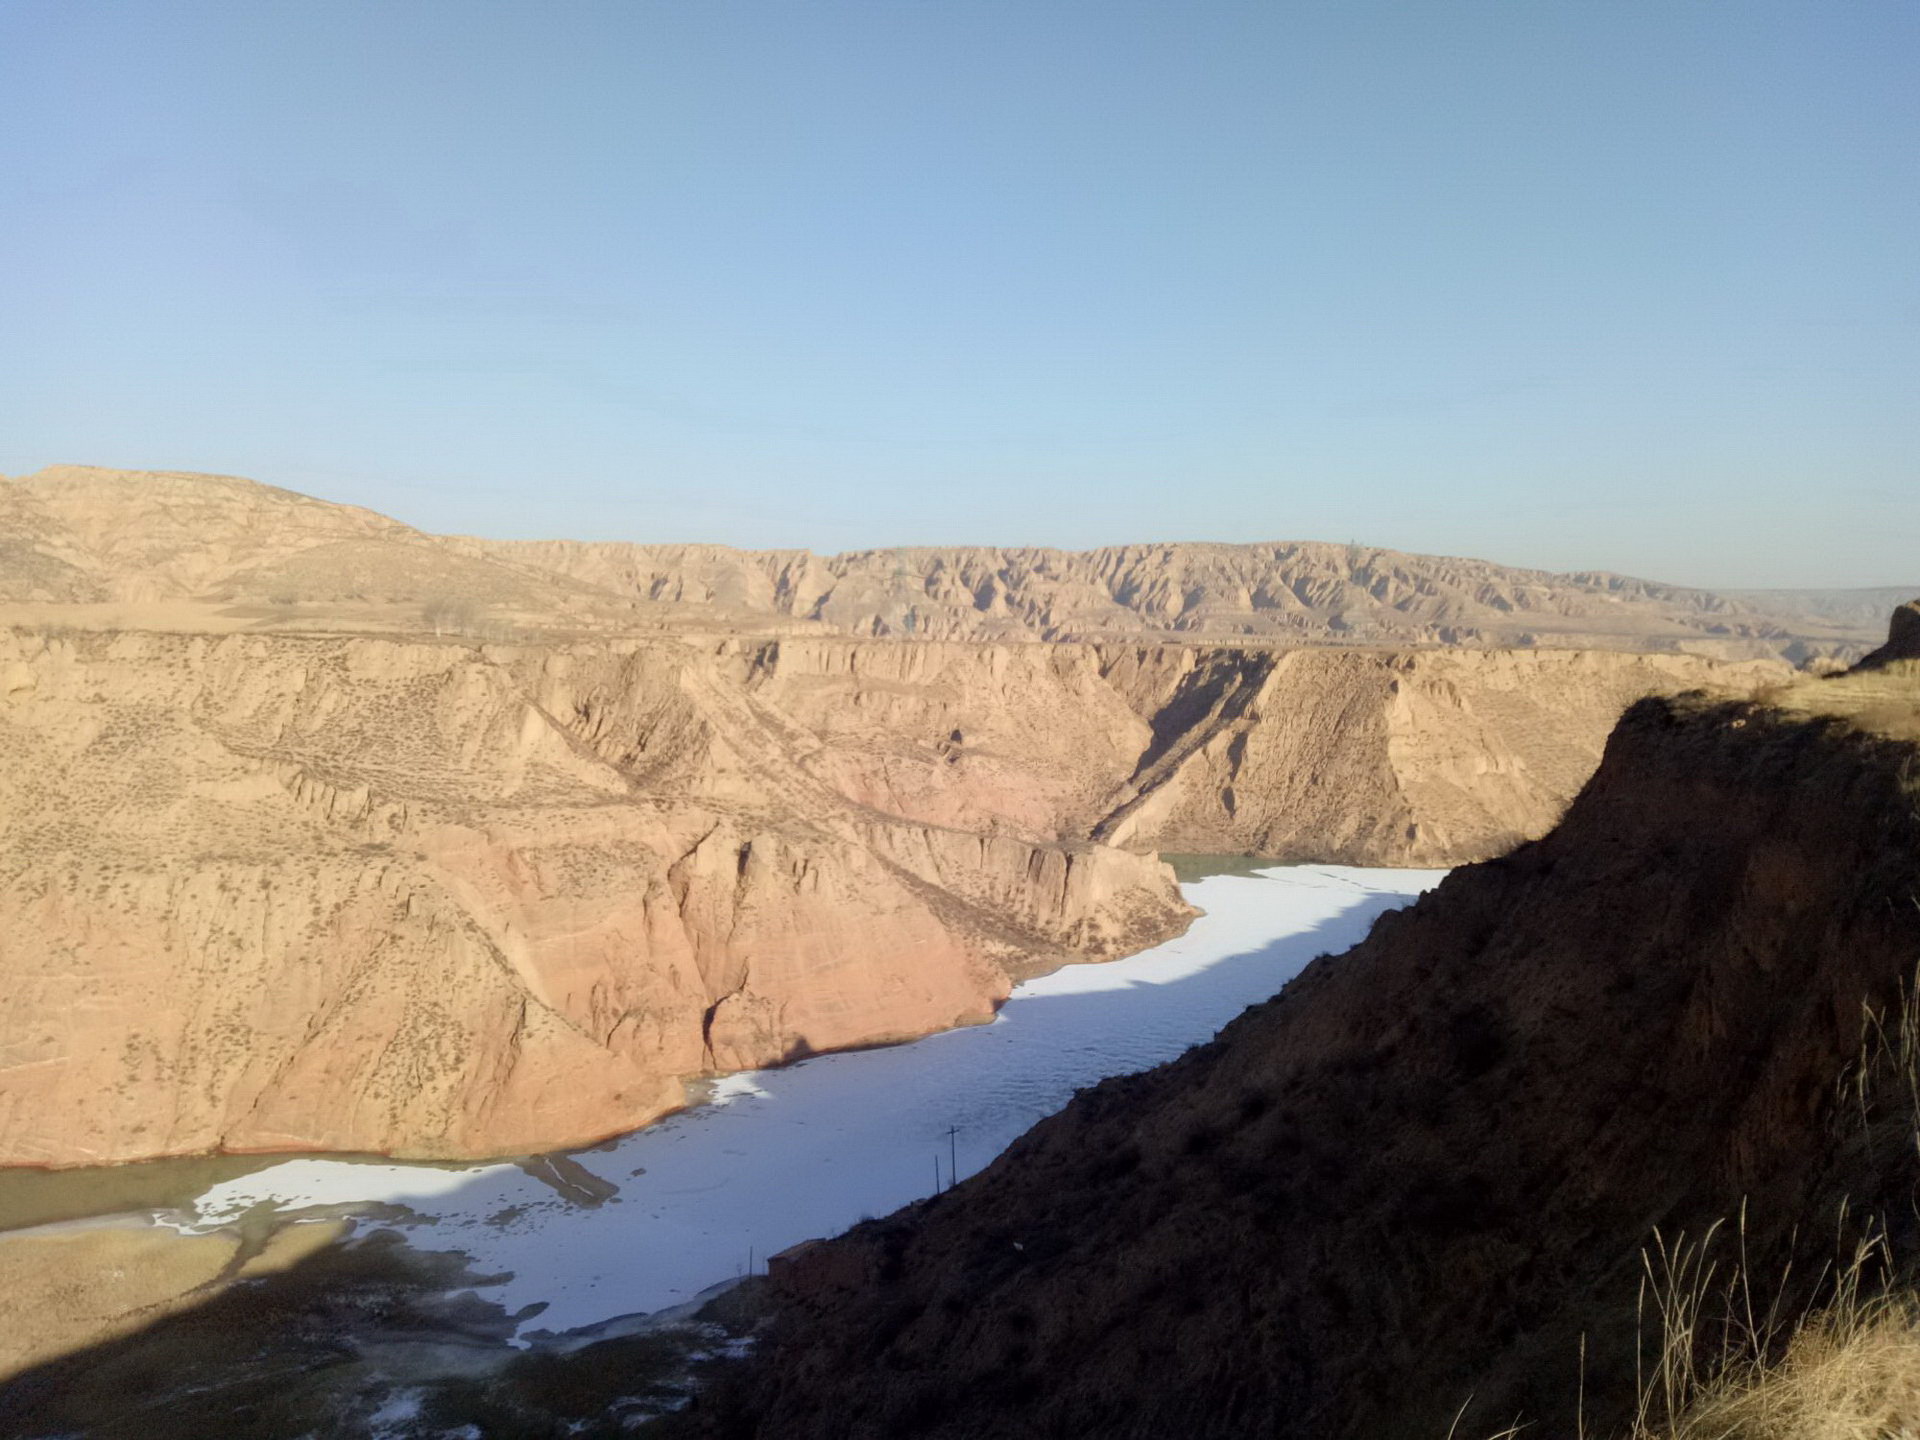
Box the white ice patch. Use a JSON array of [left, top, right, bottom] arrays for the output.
[[195, 1158, 494, 1217], [180, 864, 1444, 1338], [366, 1387, 426, 1437], [706, 1073, 772, 1106]]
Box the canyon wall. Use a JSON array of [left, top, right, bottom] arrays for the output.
[[481, 534, 1869, 658], [0, 630, 1182, 1167], [711, 665, 1920, 1440], [0, 624, 1768, 1167], [722, 637, 1780, 866], [0, 468, 1807, 1169]]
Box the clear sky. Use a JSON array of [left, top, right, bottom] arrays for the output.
[[1, 1, 1914, 588]]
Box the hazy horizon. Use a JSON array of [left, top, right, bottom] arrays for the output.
[[3, 1, 1915, 590]]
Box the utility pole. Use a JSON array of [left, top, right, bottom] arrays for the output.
[[946, 1125, 959, 1191]]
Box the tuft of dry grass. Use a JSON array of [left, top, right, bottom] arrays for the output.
[[1465, 1221, 1920, 1440], [1756, 664, 1920, 744], [1619, 962, 1920, 1440], [1463, 962, 1920, 1440], [1639, 1284, 1920, 1440]]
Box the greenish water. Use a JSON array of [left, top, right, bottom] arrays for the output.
[[0, 1148, 526, 1235], [1161, 852, 1283, 883], [0, 1152, 285, 1233]]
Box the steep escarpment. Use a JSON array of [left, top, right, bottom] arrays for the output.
[[1085, 643, 1770, 863], [0, 630, 1185, 1167], [710, 680, 1920, 1440], [0, 463, 1828, 1171]]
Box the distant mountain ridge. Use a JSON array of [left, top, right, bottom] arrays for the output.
[[479, 533, 1879, 659], [0, 465, 1898, 663]]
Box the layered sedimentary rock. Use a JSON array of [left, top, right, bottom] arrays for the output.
[[0, 630, 1183, 1166], [479, 534, 1883, 659], [0, 622, 1772, 1167], [711, 663, 1920, 1440], [713, 637, 1781, 866], [0, 465, 577, 611]]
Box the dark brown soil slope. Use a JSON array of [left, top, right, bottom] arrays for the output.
[[700, 688, 1920, 1440], [1859, 597, 1920, 669]]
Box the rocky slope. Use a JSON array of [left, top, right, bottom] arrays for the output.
[[2, 465, 1895, 660], [736, 637, 1780, 866], [704, 656, 1920, 1440], [0, 465, 584, 612]]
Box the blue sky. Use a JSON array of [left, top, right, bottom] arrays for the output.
[[1, 1, 1914, 587]]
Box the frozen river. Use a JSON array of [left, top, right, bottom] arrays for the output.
[[169, 863, 1445, 1339]]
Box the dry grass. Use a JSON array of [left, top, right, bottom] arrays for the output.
[[1461, 1267, 1920, 1440], [1644, 1290, 1920, 1440], [1462, 961, 1920, 1440], [1756, 663, 1920, 744], [1616, 962, 1920, 1440]]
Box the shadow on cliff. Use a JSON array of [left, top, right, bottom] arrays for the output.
[[0, 884, 1431, 1440]]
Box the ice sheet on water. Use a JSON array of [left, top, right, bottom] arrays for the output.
[[185, 864, 1444, 1337]]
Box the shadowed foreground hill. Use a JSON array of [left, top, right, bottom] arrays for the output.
[[697, 659, 1920, 1440]]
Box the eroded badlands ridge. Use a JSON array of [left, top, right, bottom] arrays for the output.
[[1, 465, 1894, 660], [480, 534, 1864, 657], [0, 623, 1768, 1166], [708, 658, 1920, 1440]]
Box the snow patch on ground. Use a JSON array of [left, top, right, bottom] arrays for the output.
[[366, 1387, 426, 1437]]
